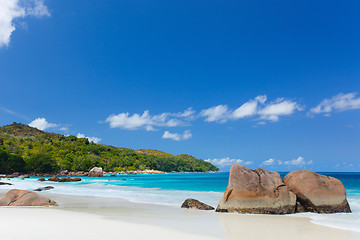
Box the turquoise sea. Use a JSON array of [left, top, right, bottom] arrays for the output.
[[1, 172, 359, 232]]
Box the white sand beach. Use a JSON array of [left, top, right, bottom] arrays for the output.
[[0, 207, 221, 240], [1, 190, 359, 240]]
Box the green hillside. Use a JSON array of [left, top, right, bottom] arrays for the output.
[[0, 122, 218, 174]]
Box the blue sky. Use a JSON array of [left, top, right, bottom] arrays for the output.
[[0, 0, 359, 172]]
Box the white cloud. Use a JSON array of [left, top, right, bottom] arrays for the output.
[[106, 111, 153, 130], [262, 158, 283, 166], [182, 130, 192, 140], [0, 0, 50, 48], [284, 156, 313, 166], [162, 130, 192, 141], [262, 157, 313, 167], [77, 133, 102, 144], [179, 107, 196, 118], [310, 92, 360, 116], [200, 96, 267, 123], [0, 0, 24, 47], [105, 108, 195, 131], [145, 125, 156, 131], [105, 95, 302, 136], [28, 117, 58, 130], [232, 100, 258, 119], [25, 0, 50, 17], [205, 157, 253, 168], [258, 98, 303, 122], [162, 131, 181, 141], [200, 95, 302, 124], [262, 158, 275, 165], [200, 105, 230, 123], [255, 95, 267, 104]]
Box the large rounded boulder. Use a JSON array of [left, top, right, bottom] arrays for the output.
[[216, 164, 296, 214], [88, 167, 103, 177], [284, 170, 351, 213], [0, 189, 57, 206]]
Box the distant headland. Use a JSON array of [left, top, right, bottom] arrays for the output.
[[0, 122, 219, 175]]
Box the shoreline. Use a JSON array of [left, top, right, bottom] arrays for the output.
[[1, 188, 359, 240], [1, 170, 223, 179]]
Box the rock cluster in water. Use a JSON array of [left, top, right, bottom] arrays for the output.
[[4, 167, 166, 179], [215, 164, 351, 214]]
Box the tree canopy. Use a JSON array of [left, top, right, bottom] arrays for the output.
[[0, 123, 218, 173]]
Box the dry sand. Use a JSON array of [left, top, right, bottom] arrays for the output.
[[0, 207, 221, 240]]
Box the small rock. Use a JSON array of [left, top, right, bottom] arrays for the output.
[[88, 167, 103, 177], [58, 177, 71, 182], [0, 182, 12, 185], [48, 176, 60, 182], [181, 198, 215, 210], [59, 170, 69, 176], [58, 177, 82, 182], [34, 186, 54, 192], [37, 177, 46, 182]]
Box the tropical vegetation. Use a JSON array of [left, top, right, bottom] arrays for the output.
[[0, 122, 218, 174]]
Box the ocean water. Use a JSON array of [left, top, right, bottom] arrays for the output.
[[1, 172, 359, 232]]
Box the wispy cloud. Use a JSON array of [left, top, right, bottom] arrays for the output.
[[200, 95, 302, 124], [59, 127, 69, 131], [205, 157, 253, 170], [0, 0, 50, 48], [0, 106, 29, 120], [162, 130, 192, 141], [262, 158, 276, 165], [105, 108, 195, 131], [257, 98, 303, 122], [28, 117, 59, 130], [335, 162, 356, 170], [104, 95, 303, 141], [24, 0, 51, 17], [77, 133, 101, 144], [200, 105, 230, 123], [232, 96, 265, 119], [262, 156, 313, 166], [310, 92, 360, 116], [283, 156, 313, 166]]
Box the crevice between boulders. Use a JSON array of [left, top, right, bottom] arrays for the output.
[[225, 189, 233, 202]]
